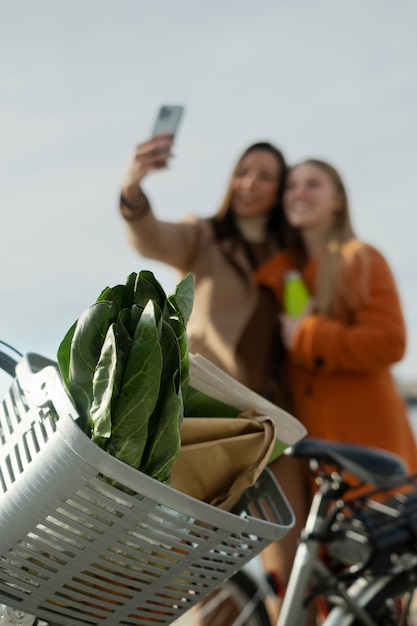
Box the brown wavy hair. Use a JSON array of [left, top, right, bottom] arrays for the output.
[[210, 141, 294, 275], [210, 142, 290, 251]]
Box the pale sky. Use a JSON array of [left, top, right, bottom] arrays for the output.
[[1, 0, 416, 382]]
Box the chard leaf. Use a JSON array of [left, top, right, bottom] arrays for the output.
[[142, 371, 183, 483], [111, 302, 146, 407], [167, 273, 193, 389], [123, 272, 138, 310], [96, 275, 136, 314], [168, 273, 194, 326], [57, 320, 76, 389], [140, 320, 182, 480], [134, 270, 167, 310], [96, 284, 125, 313], [59, 301, 113, 434], [169, 316, 190, 390], [183, 385, 239, 418], [90, 324, 118, 445], [59, 283, 125, 395], [114, 308, 134, 355], [130, 304, 144, 334], [108, 300, 163, 469]]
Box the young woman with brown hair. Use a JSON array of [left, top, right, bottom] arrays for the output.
[[119, 136, 308, 625], [119, 133, 292, 406]]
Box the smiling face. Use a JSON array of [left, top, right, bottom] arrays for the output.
[[283, 162, 342, 236], [230, 149, 282, 219]]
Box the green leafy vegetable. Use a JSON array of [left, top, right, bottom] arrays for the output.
[[140, 320, 183, 481], [57, 270, 194, 483], [183, 386, 240, 418]]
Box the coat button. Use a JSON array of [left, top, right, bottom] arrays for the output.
[[315, 357, 325, 368], [305, 386, 313, 396]]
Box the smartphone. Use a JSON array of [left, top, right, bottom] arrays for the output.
[[151, 105, 185, 139]]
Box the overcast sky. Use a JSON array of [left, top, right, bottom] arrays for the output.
[[1, 0, 416, 383]]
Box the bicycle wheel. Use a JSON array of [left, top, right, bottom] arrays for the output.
[[324, 570, 417, 625], [173, 569, 271, 626]]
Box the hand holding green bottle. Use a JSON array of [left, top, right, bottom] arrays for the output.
[[283, 271, 310, 317]]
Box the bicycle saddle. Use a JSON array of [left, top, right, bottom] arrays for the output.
[[289, 437, 407, 488]]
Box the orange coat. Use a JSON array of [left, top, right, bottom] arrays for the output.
[[256, 241, 417, 474]]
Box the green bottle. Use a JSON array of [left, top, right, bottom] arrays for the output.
[[283, 270, 310, 316]]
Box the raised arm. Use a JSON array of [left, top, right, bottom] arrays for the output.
[[120, 133, 173, 220], [118, 135, 205, 272]]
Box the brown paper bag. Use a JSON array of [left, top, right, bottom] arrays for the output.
[[170, 410, 276, 511]]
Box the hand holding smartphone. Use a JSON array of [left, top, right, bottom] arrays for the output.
[[121, 106, 185, 196], [151, 105, 185, 140]]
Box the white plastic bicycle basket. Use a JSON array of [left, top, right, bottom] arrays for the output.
[[0, 353, 294, 626]]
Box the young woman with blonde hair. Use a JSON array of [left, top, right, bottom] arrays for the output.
[[257, 158, 417, 466], [256, 158, 417, 624]]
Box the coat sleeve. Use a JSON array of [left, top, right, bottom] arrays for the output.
[[290, 246, 406, 373], [123, 210, 209, 273]]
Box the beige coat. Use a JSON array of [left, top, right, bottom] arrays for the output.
[[124, 210, 279, 384]]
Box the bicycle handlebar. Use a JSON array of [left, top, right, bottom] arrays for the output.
[[0, 340, 22, 377], [0, 352, 17, 377]]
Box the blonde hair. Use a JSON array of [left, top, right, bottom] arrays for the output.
[[294, 159, 367, 316]]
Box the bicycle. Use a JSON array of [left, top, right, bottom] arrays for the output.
[[0, 342, 294, 626], [2, 342, 417, 626], [276, 436, 417, 625], [180, 435, 417, 625]]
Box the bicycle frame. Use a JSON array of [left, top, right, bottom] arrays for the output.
[[277, 475, 378, 626], [276, 438, 413, 626], [186, 437, 417, 626]]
